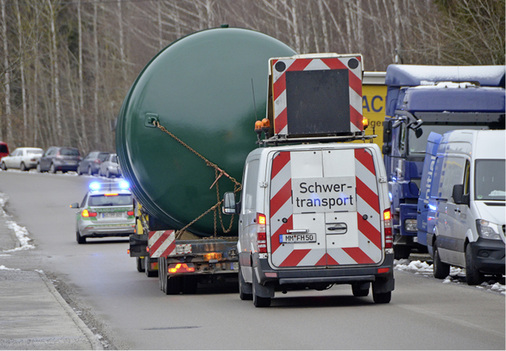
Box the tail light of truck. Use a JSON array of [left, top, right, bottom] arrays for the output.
[[257, 213, 267, 253], [168, 263, 195, 274], [383, 209, 393, 249]]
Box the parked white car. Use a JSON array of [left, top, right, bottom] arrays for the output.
[[0, 147, 43, 171]]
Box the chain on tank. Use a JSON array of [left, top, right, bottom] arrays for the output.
[[153, 120, 242, 238]]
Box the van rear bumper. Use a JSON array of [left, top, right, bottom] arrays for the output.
[[255, 253, 394, 291], [469, 239, 505, 274]]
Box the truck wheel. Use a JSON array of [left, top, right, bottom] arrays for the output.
[[136, 257, 145, 273], [373, 291, 391, 304], [76, 231, 86, 244], [465, 244, 483, 285], [433, 242, 450, 279], [394, 245, 410, 260], [239, 268, 253, 300], [352, 283, 369, 297], [20, 162, 27, 171], [252, 273, 271, 307]]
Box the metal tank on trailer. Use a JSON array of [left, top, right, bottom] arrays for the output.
[[116, 27, 296, 237]]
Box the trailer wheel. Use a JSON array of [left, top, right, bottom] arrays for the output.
[[373, 291, 391, 304], [145, 257, 158, 277], [239, 267, 253, 301], [136, 257, 145, 273], [433, 242, 450, 279], [465, 244, 483, 285], [252, 273, 271, 307]]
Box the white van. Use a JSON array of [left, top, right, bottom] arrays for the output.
[[224, 142, 394, 307], [427, 129, 506, 285]]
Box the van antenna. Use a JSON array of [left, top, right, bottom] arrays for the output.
[[251, 78, 259, 121]]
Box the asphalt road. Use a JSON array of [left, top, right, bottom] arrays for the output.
[[0, 170, 504, 350]]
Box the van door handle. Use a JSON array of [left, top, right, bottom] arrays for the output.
[[286, 229, 308, 234]]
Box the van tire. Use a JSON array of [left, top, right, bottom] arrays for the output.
[[433, 243, 450, 279], [352, 283, 369, 297], [239, 268, 253, 301], [373, 291, 391, 304], [465, 244, 483, 285], [252, 273, 271, 307]]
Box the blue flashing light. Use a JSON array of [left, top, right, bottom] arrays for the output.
[[428, 204, 437, 211], [388, 192, 393, 202], [89, 181, 101, 191], [119, 180, 130, 190]]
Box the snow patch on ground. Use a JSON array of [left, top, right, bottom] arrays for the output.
[[0, 265, 21, 270], [395, 259, 505, 295], [0, 192, 35, 251]]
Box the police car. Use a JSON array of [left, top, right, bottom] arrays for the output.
[[71, 180, 135, 244]]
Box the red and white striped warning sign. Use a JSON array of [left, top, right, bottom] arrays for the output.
[[270, 55, 363, 136], [148, 230, 176, 258], [268, 147, 381, 268]]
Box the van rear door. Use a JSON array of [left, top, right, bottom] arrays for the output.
[[268, 147, 383, 268]]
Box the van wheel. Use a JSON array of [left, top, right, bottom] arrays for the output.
[[239, 268, 253, 300], [433, 242, 450, 279], [373, 291, 391, 304], [465, 244, 483, 285], [352, 283, 369, 297], [252, 273, 271, 307]]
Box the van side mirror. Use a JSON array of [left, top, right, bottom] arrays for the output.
[[70, 202, 80, 209], [222, 192, 237, 215], [452, 184, 469, 205]]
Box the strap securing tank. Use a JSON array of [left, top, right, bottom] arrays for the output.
[[153, 120, 242, 238]]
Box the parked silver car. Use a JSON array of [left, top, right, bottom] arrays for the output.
[[99, 153, 122, 178], [0, 147, 43, 171], [70, 180, 135, 244]]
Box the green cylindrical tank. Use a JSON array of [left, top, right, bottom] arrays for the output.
[[116, 27, 295, 236]]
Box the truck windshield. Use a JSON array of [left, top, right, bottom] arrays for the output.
[[475, 159, 505, 201], [408, 125, 487, 155]]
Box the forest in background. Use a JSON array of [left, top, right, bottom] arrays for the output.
[[1, 0, 504, 153]]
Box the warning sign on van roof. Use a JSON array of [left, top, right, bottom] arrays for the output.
[[269, 54, 363, 138], [292, 176, 357, 214]]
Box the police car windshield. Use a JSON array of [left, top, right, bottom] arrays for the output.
[[89, 194, 132, 206], [408, 125, 487, 155], [475, 159, 505, 201]]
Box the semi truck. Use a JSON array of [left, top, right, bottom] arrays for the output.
[[116, 27, 296, 294], [382, 64, 505, 259]]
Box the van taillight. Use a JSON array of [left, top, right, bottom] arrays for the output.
[[383, 209, 393, 249], [257, 213, 267, 253]]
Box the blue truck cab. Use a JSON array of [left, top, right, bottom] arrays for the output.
[[382, 65, 505, 259]]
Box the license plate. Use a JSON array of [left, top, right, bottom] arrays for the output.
[[279, 233, 316, 243], [101, 212, 123, 219]]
